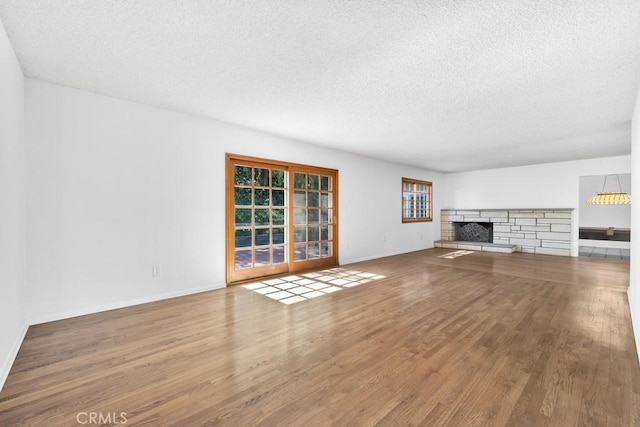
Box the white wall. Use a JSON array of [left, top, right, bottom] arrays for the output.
[[25, 79, 443, 324], [0, 21, 27, 391], [444, 155, 632, 256], [629, 87, 640, 363], [579, 174, 631, 228]]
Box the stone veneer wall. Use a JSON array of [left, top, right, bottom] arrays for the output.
[[441, 209, 573, 256]]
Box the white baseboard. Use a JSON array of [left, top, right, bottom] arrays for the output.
[[0, 320, 28, 393], [628, 287, 640, 365], [341, 245, 433, 266], [29, 283, 226, 325]]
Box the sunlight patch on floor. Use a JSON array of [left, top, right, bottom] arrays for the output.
[[242, 268, 386, 304], [437, 250, 475, 259]]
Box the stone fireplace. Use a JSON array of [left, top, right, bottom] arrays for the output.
[[437, 209, 573, 256]]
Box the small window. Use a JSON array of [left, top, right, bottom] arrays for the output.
[[402, 178, 432, 223]]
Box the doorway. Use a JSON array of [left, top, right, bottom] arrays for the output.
[[578, 173, 631, 260], [226, 154, 338, 283]]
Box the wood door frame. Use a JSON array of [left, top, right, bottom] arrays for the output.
[[225, 155, 289, 283], [287, 164, 339, 273], [225, 153, 339, 284]]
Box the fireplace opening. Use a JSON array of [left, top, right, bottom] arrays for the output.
[[453, 222, 493, 243]]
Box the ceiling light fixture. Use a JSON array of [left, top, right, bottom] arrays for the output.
[[586, 174, 631, 205]]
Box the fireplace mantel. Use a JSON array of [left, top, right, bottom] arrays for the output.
[[438, 209, 573, 256]]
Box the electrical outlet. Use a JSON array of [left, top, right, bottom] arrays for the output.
[[152, 266, 160, 277]]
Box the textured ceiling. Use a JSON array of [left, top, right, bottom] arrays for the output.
[[1, 1, 639, 172]]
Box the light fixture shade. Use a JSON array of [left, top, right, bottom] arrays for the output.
[[586, 191, 632, 205]]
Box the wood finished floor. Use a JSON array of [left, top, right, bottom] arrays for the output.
[[0, 249, 638, 426]]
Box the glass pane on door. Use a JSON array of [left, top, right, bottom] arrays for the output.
[[292, 172, 335, 262], [233, 164, 287, 271]]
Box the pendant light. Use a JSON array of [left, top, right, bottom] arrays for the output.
[[586, 174, 631, 205]]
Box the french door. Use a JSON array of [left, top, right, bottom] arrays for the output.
[[226, 154, 338, 283]]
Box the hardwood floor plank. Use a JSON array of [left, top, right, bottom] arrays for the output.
[[0, 249, 638, 426]]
